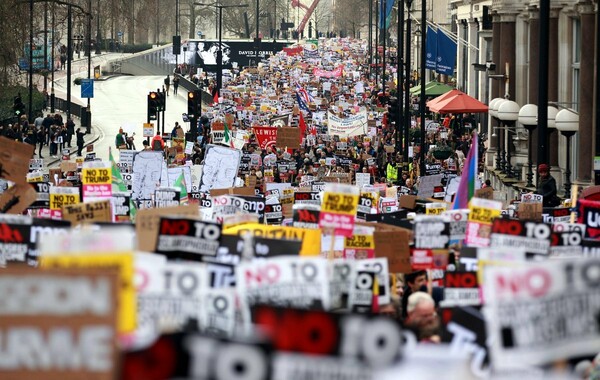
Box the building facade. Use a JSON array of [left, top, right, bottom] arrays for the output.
[[452, 0, 595, 197]]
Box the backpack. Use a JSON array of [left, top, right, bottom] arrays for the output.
[[152, 139, 162, 151]]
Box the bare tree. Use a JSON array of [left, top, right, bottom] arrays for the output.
[[334, 0, 369, 38]]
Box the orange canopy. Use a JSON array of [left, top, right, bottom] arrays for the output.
[[427, 90, 489, 114]]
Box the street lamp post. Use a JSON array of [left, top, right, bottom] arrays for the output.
[[497, 100, 520, 179], [195, 2, 249, 97], [518, 104, 538, 188], [418, 0, 427, 177], [489, 98, 505, 171], [403, 0, 413, 173], [95, 0, 101, 54], [555, 109, 579, 199]]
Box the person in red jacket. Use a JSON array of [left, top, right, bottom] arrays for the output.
[[151, 133, 165, 151]]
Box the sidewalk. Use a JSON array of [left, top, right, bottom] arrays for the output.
[[37, 111, 102, 169]]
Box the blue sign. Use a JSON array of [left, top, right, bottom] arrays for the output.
[[81, 79, 94, 98], [117, 31, 123, 37], [425, 26, 437, 71]]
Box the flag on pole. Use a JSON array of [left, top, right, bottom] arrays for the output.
[[425, 26, 438, 70], [298, 111, 307, 137], [436, 30, 458, 76], [224, 122, 234, 148], [109, 148, 137, 221], [174, 172, 189, 205], [452, 132, 479, 209], [296, 83, 315, 104], [378, 0, 396, 29]]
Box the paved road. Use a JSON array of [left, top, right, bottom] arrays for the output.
[[48, 53, 191, 162]]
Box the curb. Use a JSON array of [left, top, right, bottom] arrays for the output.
[[46, 134, 103, 168]]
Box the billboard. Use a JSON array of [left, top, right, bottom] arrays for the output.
[[182, 40, 291, 70]]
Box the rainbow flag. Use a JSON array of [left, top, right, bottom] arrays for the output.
[[452, 132, 478, 209]]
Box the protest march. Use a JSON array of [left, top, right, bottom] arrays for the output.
[[1, 37, 600, 380]]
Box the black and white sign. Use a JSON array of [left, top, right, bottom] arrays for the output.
[[155, 217, 222, 261]]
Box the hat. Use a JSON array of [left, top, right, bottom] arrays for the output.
[[538, 164, 549, 173]]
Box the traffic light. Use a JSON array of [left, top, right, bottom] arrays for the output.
[[388, 97, 399, 126], [156, 90, 166, 112], [187, 90, 201, 118], [13, 95, 24, 117], [148, 91, 158, 121]]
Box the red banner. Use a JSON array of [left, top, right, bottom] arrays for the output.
[[313, 65, 344, 78], [252, 126, 278, 149], [283, 46, 303, 56]]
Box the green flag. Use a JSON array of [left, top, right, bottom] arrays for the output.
[[174, 171, 188, 205]]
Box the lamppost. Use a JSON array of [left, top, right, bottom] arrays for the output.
[[403, 0, 413, 173], [489, 98, 505, 171], [418, 0, 427, 177], [497, 100, 520, 179], [518, 104, 538, 188], [95, 0, 101, 54], [545, 105, 559, 168], [555, 108, 579, 199], [195, 2, 249, 97]]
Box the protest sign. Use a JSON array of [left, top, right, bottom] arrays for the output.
[[489, 218, 551, 257], [344, 226, 375, 259], [443, 209, 469, 245], [319, 183, 360, 237], [355, 258, 390, 306], [413, 216, 450, 249], [199, 145, 241, 193], [276, 127, 300, 149], [199, 288, 236, 337], [0, 268, 118, 380], [464, 198, 502, 247], [292, 204, 320, 230], [550, 229, 583, 258], [155, 217, 221, 261], [543, 207, 571, 224], [237, 256, 330, 310], [135, 204, 199, 252], [27, 218, 71, 266], [62, 199, 112, 225], [265, 203, 283, 224], [138, 261, 208, 333], [40, 251, 136, 334], [82, 162, 112, 201], [483, 258, 600, 369], [0, 215, 31, 265], [426, 202, 447, 215], [253, 126, 278, 149], [224, 223, 321, 256], [0, 136, 35, 183], [440, 306, 490, 378], [327, 111, 367, 137], [29, 158, 43, 172], [417, 174, 444, 199], [518, 202, 543, 221], [357, 191, 379, 220], [356, 173, 371, 189], [49, 186, 80, 219], [577, 199, 600, 239], [154, 187, 180, 208], [111, 192, 131, 222], [349, 269, 376, 313], [441, 272, 480, 307], [131, 151, 165, 201], [0, 182, 36, 214]]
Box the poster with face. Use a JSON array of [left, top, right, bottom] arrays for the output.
[[131, 151, 165, 201], [199, 145, 241, 193]]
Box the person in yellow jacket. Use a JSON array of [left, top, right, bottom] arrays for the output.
[[386, 161, 398, 183]]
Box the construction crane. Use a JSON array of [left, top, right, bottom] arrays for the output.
[[290, 0, 321, 36]]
